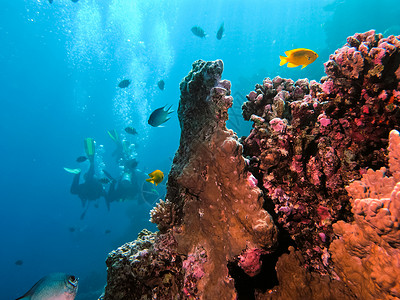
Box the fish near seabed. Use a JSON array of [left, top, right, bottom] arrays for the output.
[[16, 273, 78, 300], [279, 48, 318, 69], [146, 170, 164, 186], [191, 26, 207, 38], [148, 105, 174, 127], [216, 22, 224, 40]]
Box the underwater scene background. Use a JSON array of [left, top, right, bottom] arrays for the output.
[[1, 0, 399, 299]]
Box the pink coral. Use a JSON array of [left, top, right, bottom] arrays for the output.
[[238, 248, 266, 277], [328, 46, 364, 79], [269, 117, 286, 132]]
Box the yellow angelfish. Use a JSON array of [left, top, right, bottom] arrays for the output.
[[146, 170, 164, 186], [279, 48, 318, 69]]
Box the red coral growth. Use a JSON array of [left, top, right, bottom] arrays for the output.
[[238, 248, 266, 277]]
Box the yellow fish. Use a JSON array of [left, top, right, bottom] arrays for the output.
[[279, 48, 318, 69], [146, 169, 164, 186]]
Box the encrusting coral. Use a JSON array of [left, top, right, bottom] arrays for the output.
[[103, 31, 400, 299], [330, 129, 400, 299]]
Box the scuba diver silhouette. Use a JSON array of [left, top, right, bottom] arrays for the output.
[[64, 138, 106, 218]]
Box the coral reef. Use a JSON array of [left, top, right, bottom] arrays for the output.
[[242, 30, 400, 273], [104, 31, 400, 299]]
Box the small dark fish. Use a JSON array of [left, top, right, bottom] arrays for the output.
[[15, 260, 23, 266], [118, 79, 131, 88], [76, 156, 87, 163], [191, 26, 207, 38], [216, 22, 224, 40], [148, 105, 174, 127], [16, 273, 78, 300], [157, 80, 165, 90], [49, 0, 53, 3], [125, 126, 137, 135], [71, 0, 79, 2], [99, 178, 111, 184], [105, 229, 111, 234], [68, 227, 76, 233]]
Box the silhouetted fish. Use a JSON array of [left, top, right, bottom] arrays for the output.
[[15, 260, 23, 266], [157, 80, 165, 90], [71, 0, 79, 2], [216, 22, 224, 40], [76, 156, 88, 163], [105, 229, 111, 234], [118, 79, 131, 88], [68, 227, 76, 233], [191, 26, 206, 38], [16, 273, 78, 300], [49, 0, 53, 3], [125, 126, 137, 135], [148, 105, 174, 127]]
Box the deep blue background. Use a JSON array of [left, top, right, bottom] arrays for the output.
[[1, 0, 399, 299]]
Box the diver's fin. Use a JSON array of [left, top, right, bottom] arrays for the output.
[[122, 140, 131, 156], [105, 197, 110, 211], [279, 56, 287, 66], [84, 138, 95, 157], [64, 167, 81, 174], [107, 129, 119, 143], [287, 62, 298, 68]]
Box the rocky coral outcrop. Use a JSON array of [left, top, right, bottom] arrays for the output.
[[103, 229, 183, 299], [104, 60, 277, 299], [167, 59, 277, 299], [242, 30, 400, 273], [330, 130, 400, 299]]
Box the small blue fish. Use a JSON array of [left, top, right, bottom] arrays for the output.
[[148, 105, 174, 127], [16, 273, 78, 300], [124, 126, 137, 135], [118, 79, 131, 88], [191, 26, 207, 38], [76, 156, 87, 163], [216, 22, 224, 40], [157, 80, 165, 91]]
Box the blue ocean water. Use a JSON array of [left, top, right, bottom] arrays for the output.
[[0, 0, 398, 299]]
